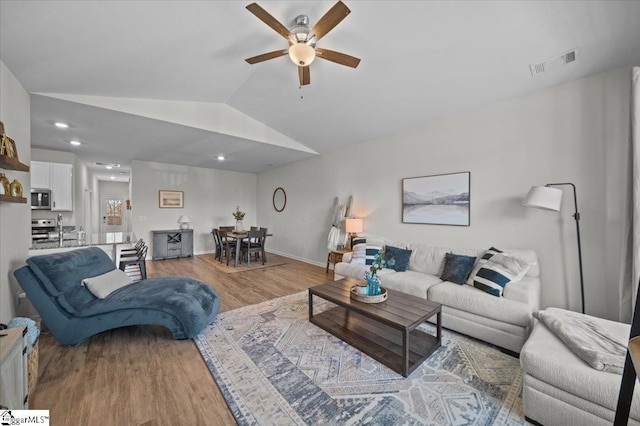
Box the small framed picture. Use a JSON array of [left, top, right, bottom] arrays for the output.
[[159, 190, 184, 208]]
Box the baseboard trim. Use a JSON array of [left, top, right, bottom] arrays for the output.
[[261, 249, 325, 268]]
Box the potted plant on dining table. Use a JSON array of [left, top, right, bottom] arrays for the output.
[[233, 206, 246, 231]]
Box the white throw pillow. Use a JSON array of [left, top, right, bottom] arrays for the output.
[[82, 268, 134, 299], [472, 253, 531, 297]]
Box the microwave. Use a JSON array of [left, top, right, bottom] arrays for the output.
[[31, 189, 51, 210]]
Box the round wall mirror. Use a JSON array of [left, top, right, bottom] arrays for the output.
[[273, 187, 286, 212]]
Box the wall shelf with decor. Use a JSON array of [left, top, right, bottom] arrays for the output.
[[0, 193, 27, 203], [0, 121, 29, 203], [0, 155, 29, 172]]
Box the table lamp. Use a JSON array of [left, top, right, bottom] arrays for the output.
[[345, 217, 363, 249], [178, 215, 191, 230]]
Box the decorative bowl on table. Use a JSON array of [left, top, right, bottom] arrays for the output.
[[350, 286, 388, 304]]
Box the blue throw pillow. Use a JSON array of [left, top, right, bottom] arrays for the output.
[[384, 245, 412, 272], [440, 253, 477, 285]]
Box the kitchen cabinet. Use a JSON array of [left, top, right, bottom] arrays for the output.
[[152, 229, 193, 260], [31, 161, 73, 210], [30, 161, 51, 189], [51, 163, 73, 211], [0, 326, 29, 409]]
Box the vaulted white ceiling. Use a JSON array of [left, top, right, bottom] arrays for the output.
[[1, 1, 639, 180]]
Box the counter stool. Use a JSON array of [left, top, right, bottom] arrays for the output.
[[119, 245, 147, 281]]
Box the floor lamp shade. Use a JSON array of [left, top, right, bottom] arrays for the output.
[[522, 186, 563, 211]]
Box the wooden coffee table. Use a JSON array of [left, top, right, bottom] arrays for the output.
[[308, 277, 442, 377]]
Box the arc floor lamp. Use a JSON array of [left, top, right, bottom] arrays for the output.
[[522, 183, 585, 314]]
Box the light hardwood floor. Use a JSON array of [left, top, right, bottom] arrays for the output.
[[30, 253, 330, 425]]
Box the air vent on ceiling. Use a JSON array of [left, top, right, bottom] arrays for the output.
[[530, 48, 579, 76]]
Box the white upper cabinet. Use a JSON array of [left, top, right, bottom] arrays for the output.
[[30, 161, 51, 189], [51, 163, 73, 211]]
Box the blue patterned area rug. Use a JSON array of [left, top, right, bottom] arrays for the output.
[[195, 291, 527, 425]]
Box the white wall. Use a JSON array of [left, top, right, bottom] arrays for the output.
[[257, 66, 632, 321], [131, 160, 257, 256], [0, 61, 31, 322]]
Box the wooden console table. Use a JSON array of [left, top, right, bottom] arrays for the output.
[[152, 229, 193, 260]]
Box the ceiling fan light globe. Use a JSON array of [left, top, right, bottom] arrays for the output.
[[289, 43, 315, 66]]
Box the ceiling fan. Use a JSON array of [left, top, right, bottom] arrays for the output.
[[245, 1, 361, 86]]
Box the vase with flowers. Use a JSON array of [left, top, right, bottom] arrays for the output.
[[233, 206, 246, 231], [364, 249, 395, 296]]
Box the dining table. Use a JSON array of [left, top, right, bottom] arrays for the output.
[[224, 230, 273, 267]]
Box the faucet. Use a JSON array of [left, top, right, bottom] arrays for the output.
[[57, 213, 63, 247]]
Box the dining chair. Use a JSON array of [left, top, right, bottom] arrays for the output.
[[211, 229, 222, 262], [241, 229, 265, 266], [218, 229, 238, 266], [259, 227, 269, 262]]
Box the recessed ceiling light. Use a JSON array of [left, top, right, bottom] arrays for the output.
[[69, 140, 81, 146], [54, 122, 69, 128], [110, 176, 115, 180], [106, 165, 112, 169], [217, 155, 225, 161]]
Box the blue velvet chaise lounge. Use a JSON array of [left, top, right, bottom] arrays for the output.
[[14, 247, 221, 346]]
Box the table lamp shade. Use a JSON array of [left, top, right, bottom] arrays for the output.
[[345, 218, 363, 234], [522, 186, 563, 211], [178, 215, 191, 229]]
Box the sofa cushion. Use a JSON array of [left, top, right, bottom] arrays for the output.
[[406, 244, 450, 275], [365, 244, 383, 265], [335, 261, 396, 281], [351, 237, 367, 264], [428, 281, 532, 327], [472, 253, 531, 297], [381, 271, 443, 299], [384, 245, 412, 272], [26, 247, 115, 314], [27, 247, 115, 294], [440, 253, 476, 284], [465, 247, 503, 285]]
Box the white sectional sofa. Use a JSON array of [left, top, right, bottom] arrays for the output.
[[334, 238, 541, 353], [520, 312, 639, 425]]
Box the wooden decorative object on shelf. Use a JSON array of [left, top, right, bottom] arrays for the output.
[[0, 172, 9, 195], [10, 179, 23, 197], [0, 121, 29, 173]]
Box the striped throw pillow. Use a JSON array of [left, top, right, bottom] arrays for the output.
[[365, 245, 383, 266], [473, 253, 531, 297], [465, 247, 503, 285], [351, 237, 367, 264]]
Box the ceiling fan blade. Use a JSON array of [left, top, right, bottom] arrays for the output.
[[311, 1, 351, 41], [246, 3, 291, 40], [298, 66, 310, 86], [245, 49, 288, 64], [315, 48, 361, 68]]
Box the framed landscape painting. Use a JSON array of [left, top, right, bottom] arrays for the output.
[[402, 172, 470, 226], [159, 190, 184, 208]]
